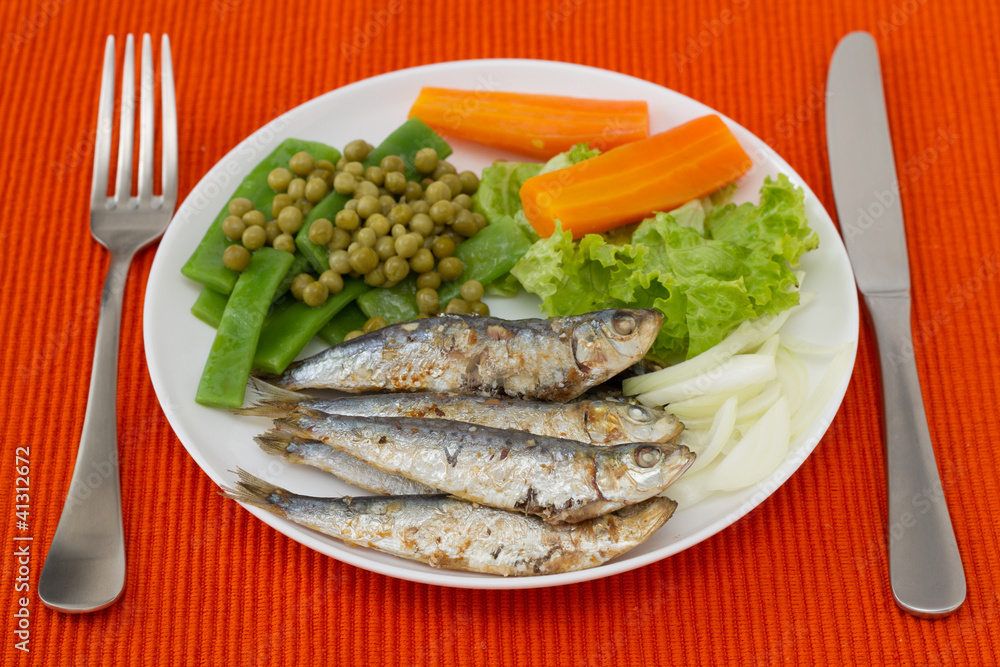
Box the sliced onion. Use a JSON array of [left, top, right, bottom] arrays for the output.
[[775, 345, 809, 415], [668, 381, 768, 420], [733, 380, 782, 425], [790, 343, 855, 439], [662, 465, 718, 509], [637, 354, 777, 406], [623, 311, 791, 396], [686, 396, 737, 474], [778, 333, 841, 356], [706, 396, 790, 492]]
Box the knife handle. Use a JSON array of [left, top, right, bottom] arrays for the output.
[[865, 292, 966, 618]]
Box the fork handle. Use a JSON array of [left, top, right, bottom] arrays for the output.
[[865, 292, 966, 618], [38, 250, 134, 612]]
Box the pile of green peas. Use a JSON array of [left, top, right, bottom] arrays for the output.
[[220, 150, 336, 273], [220, 142, 492, 326]]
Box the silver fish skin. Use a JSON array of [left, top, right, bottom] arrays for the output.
[[223, 469, 677, 576], [261, 309, 664, 402], [238, 379, 683, 445], [262, 407, 695, 523], [257, 436, 438, 496]]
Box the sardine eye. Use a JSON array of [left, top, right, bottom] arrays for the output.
[[628, 405, 652, 422], [634, 445, 662, 468], [612, 314, 636, 336]]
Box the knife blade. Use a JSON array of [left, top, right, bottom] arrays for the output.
[[826, 31, 965, 618]]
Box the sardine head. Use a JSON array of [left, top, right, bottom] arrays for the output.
[[593, 442, 695, 503], [584, 402, 684, 444], [572, 309, 663, 374]]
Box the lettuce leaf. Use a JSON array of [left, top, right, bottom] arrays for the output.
[[510, 175, 817, 361]]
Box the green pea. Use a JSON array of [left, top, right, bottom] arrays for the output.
[[355, 180, 379, 199], [329, 227, 352, 251], [222, 215, 246, 241], [415, 287, 439, 315], [328, 248, 352, 274], [375, 235, 397, 261], [265, 221, 281, 244], [242, 209, 266, 228], [411, 199, 430, 215], [439, 173, 462, 198], [302, 280, 329, 307], [388, 203, 414, 226], [416, 270, 441, 290], [267, 167, 294, 192], [364, 165, 385, 186], [335, 208, 361, 231], [289, 151, 315, 177], [459, 279, 484, 302], [308, 218, 334, 245], [404, 181, 423, 201], [414, 147, 438, 175], [271, 193, 294, 218], [445, 298, 471, 315], [228, 197, 253, 217], [423, 181, 451, 204], [438, 256, 464, 281], [470, 301, 490, 317], [356, 227, 377, 248], [432, 235, 456, 259], [394, 233, 419, 259], [458, 170, 480, 195], [380, 154, 405, 173], [363, 316, 388, 333], [290, 273, 314, 301], [241, 225, 267, 251], [343, 140, 372, 163], [287, 178, 306, 200], [409, 212, 434, 237], [333, 171, 357, 195], [364, 264, 387, 287], [222, 244, 250, 271], [432, 160, 457, 179], [429, 200, 455, 225], [277, 206, 303, 234], [349, 246, 379, 274], [384, 171, 407, 195], [366, 213, 390, 237], [409, 247, 435, 274], [319, 270, 344, 294], [355, 195, 380, 219], [273, 233, 297, 253], [384, 256, 410, 282]]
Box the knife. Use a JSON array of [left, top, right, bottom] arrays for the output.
[[825, 31, 965, 618]]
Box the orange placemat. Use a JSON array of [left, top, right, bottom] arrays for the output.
[[1, 0, 998, 664]]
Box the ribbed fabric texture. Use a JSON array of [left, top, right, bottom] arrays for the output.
[[1, 0, 998, 664]]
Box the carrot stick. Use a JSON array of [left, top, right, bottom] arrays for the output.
[[408, 87, 649, 159], [519, 115, 753, 239]]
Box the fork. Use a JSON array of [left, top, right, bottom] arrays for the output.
[[38, 34, 177, 613]]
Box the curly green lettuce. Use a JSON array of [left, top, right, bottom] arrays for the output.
[[510, 174, 818, 361]]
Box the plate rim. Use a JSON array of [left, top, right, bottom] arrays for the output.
[[144, 57, 859, 590]]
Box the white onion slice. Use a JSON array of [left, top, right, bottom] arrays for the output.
[[637, 354, 776, 406], [686, 396, 737, 474], [790, 343, 855, 439], [706, 396, 790, 492]]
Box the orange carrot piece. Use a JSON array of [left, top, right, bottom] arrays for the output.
[[519, 115, 753, 239], [408, 87, 649, 160]]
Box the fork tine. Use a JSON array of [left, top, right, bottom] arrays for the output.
[[114, 34, 135, 208], [136, 34, 154, 205], [159, 34, 178, 212], [90, 36, 115, 210]]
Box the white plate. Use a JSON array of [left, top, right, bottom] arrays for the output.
[[144, 59, 859, 590]]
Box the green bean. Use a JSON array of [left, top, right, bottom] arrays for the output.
[[195, 247, 295, 407], [316, 302, 369, 346], [253, 279, 371, 374]]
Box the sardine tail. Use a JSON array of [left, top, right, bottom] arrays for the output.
[[231, 378, 308, 418], [219, 469, 290, 519]]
